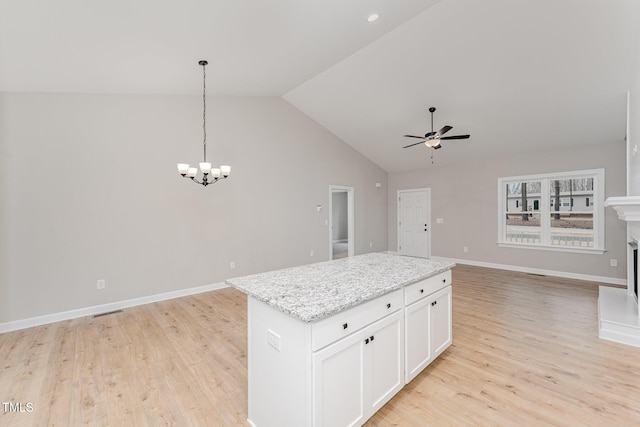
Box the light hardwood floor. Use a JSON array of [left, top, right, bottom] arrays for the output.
[[2, 265, 640, 426]]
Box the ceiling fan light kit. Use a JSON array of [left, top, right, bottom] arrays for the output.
[[177, 60, 231, 187], [425, 139, 440, 148]]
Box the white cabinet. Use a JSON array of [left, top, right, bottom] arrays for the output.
[[430, 286, 452, 359], [405, 294, 432, 382], [365, 311, 404, 415], [312, 328, 365, 427], [244, 270, 452, 427], [312, 310, 403, 427], [404, 272, 452, 383], [247, 289, 405, 427]]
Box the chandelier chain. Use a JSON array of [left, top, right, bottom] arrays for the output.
[[202, 62, 207, 162]]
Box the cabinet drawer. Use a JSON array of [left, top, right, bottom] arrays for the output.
[[404, 270, 451, 306], [312, 289, 403, 351]]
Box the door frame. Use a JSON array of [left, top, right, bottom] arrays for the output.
[[397, 188, 431, 258], [329, 185, 355, 260]]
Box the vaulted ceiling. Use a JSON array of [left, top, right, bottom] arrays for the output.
[[1, 0, 638, 172]]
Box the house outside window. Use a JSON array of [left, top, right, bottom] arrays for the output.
[[498, 169, 604, 253]]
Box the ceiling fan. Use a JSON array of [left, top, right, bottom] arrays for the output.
[[403, 107, 470, 150]]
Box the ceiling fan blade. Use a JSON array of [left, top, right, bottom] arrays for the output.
[[434, 125, 452, 138], [402, 141, 425, 149], [424, 131, 436, 138], [403, 135, 426, 139], [440, 134, 470, 140]]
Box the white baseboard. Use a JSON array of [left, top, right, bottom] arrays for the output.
[[0, 282, 228, 334], [430, 256, 627, 286]]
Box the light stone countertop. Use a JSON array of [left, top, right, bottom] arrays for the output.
[[226, 252, 455, 323]]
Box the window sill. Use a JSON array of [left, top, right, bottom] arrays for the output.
[[497, 242, 605, 255]]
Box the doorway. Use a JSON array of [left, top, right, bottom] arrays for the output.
[[329, 185, 354, 260], [397, 188, 431, 258]]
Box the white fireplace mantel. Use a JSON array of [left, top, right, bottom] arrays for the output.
[[600, 196, 640, 348], [604, 196, 640, 221]]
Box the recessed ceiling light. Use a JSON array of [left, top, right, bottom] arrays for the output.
[[367, 13, 379, 23]]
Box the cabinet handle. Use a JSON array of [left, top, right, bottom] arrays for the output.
[[431, 301, 437, 306], [370, 335, 374, 341], [442, 279, 446, 283], [365, 338, 370, 344], [343, 323, 348, 330], [386, 303, 391, 309], [420, 289, 424, 293]]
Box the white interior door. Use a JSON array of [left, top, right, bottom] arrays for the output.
[[329, 185, 354, 260], [398, 189, 431, 258]]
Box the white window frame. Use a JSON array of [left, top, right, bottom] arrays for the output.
[[497, 169, 605, 254]]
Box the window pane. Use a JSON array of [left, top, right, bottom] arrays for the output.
[[505, 212, 541, 244], [506, 181, 542, 212], [549, 178, 593, 213], [549, 213, 593, 247]]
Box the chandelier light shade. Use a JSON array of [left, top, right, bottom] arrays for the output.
[[177, 60, 231, 187]]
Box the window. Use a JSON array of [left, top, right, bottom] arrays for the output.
[[498, 169, 604, 253]]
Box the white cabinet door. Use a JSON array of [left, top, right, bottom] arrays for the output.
[[404, 296, 432, 383], [313, 329, 365, 427], [404, 285, 452, 383], [430, 286, 452, 358], [365, 311, 404, 414], [313, 310, 404, 427]]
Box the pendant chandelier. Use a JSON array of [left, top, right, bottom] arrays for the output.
[[177, 60, 231, 186]]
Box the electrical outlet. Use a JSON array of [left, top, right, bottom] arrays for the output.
[[97, 279, 105, 290], [267, 329, 281, 351], [436, 218, 444, 224], [310, 250, 314, 257], [610, 259, 618, 267], [463, 246, 468, 253], [230, 261, 236, 269], [369, 242, 373, 248]]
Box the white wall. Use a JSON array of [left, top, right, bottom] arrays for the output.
[[0, 93, 387, 324], [629, 33, 640, 197], [626, 25, 640, 246], [388, 143, 627, 280]]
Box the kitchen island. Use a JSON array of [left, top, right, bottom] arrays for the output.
[[227, 253, 455, 427]]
